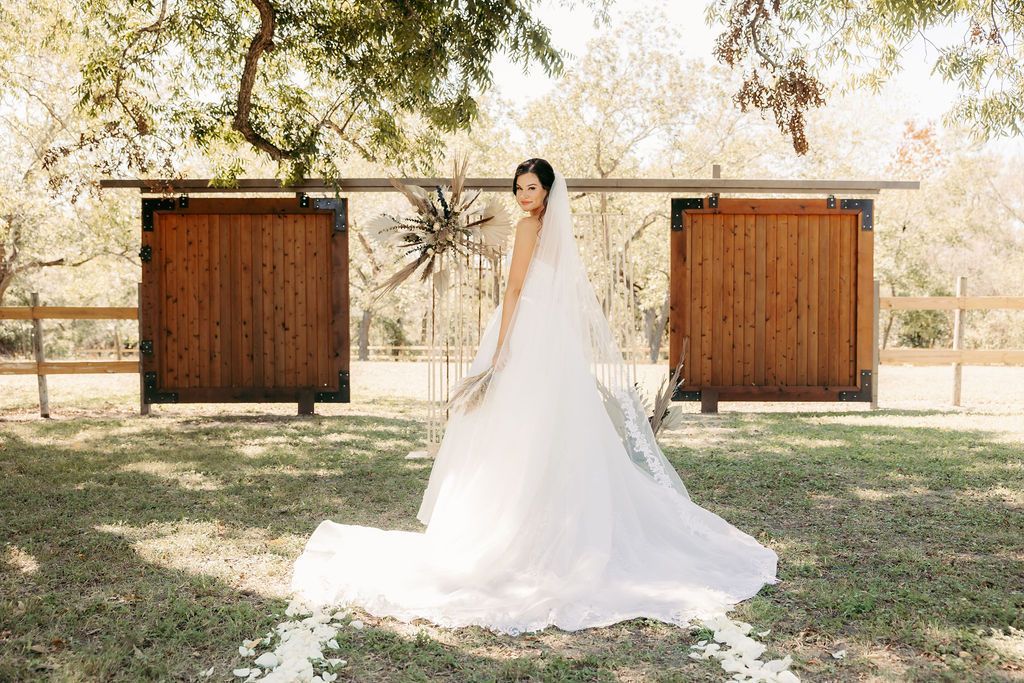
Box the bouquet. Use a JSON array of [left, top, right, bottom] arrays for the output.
[[445, 365, 495, 415], [363, 154, 513, 302]]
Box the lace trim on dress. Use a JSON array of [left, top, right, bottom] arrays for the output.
[[613, 386, 675, 489]]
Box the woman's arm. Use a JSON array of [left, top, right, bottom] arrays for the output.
[[491, 216, 542, 366]]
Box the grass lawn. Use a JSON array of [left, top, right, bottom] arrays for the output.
[[1, 364, 1022, 681]]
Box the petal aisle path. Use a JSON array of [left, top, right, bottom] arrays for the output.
[[689, 612, 800, 682], [210, 598, 799, 682]]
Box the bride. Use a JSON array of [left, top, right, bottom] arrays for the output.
[[289, 158, 779, 636]]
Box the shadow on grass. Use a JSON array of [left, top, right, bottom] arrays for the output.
[[0, 412, 720, 682], [1, 406, 1021, 681], [662, 408, 1024, 681]]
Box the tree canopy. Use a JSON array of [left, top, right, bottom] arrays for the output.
[[63, 0, 607, 183], [708, 0, 1024, 154]]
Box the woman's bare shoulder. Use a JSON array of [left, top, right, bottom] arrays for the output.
[[516, 215, 542, 232]]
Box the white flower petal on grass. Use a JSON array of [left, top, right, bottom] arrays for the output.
[[254, 652, 279, 669], [765, 655, 793, 672], [200, 666, 215, 677], [232, 668, 251, 678], [321, 673, 338, 682], [693, 613, 800, 682], [238, 646, 255, 657], [350, 619, 364, 630], [327, 658, 347, 666], [831, 649, 846, 659]]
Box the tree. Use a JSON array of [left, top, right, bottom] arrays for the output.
[[0, 0, 133, 304], [708, 0, 1024, 154], [68, 0, 609, 183]]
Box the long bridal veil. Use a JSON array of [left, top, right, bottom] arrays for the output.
[[287, 168, 778, 638]]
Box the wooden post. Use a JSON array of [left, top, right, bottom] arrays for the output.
[[952, 276, 966, 407], [702, 162, 721, 417], [30, 292, 49, 418], [138, 283, 150, 416], [871, 279, 880, 409]]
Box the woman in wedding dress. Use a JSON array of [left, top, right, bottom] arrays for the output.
[[290, 158, 779, 636]]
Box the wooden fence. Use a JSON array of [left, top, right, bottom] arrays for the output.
[[878, 276, 1024, 405], [3, 281, 1022, 414]]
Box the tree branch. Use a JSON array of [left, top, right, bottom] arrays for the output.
[[233, 0, 289, 161]]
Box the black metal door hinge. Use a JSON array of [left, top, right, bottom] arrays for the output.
[[139, 340, 153, 354], [298, 192, 310, 208], [139, 245, 152, 262]]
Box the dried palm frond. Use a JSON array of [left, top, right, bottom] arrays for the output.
[[388, 177, 430, 214], [371, 252, 430, 302], [451, 152, 469, 205], [446, 366, 495, 414], [650, 339, 689, 437], [363, 214, 413, 249], [475, 196, 514, 249]]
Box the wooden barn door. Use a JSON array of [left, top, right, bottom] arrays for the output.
[[139, 197, 349, 413], [669, 197, 874, 409]]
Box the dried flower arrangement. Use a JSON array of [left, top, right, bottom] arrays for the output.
[[363, 154, 513, 302], [638, 340, 688, 437]]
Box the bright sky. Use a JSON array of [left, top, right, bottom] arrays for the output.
[[488, 0, 1018, 156]]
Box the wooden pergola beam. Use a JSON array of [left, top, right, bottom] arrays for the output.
[[99, 177, 919, 195]]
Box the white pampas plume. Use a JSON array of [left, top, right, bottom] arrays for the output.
[[446, 366, 495, 414]]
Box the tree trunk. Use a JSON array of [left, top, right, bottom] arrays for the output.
[[358, 309, 373, 360], [643, 293, 671, 362]]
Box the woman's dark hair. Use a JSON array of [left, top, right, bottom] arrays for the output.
[[512, 158, 555, 208]]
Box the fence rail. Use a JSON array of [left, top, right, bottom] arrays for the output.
[[3, 283, 1022, 413], [877, 281, 1023, 405]]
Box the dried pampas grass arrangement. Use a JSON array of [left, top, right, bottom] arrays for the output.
[[645, 339, 689, 437], [445, 366, 495, 414], [363, 152, 513, 302]]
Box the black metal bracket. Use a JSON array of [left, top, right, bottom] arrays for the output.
[[671, 197, 704, 231], [297, 192, 310, 208], [841, 199, 874, 231], [313, 198, 347, 232], [178, 194, 189, 208], [827, 194, 836, 209], [139, 340, 153, 355], [669, 366, 700, 401], [139, 245, 153, 262], [709, 194, 719, 209], [839, 369, 873, 401], [672, 386, 701, 401], [141, 198, 176, 231], [143, 371, 178, 403], [316, 370, 351, 402]]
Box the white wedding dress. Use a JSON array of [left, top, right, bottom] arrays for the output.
[[290, 171, 778, 636]]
